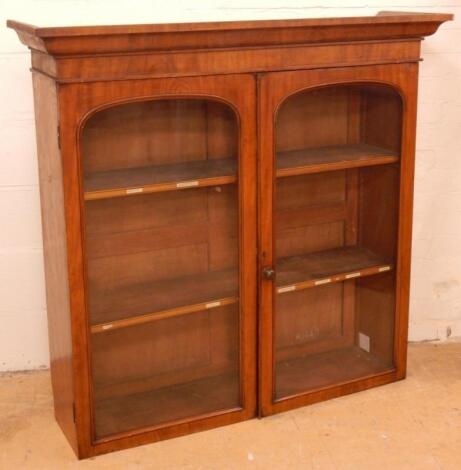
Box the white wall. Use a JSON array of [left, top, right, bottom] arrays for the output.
[[0, 0, 460, 371]]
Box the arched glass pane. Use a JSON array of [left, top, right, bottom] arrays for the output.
[[82, 99, 240, 438], [274, 85, 402, 399]]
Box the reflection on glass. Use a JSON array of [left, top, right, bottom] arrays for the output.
[[274, 85, 402, 399], [82, 99, 241, 438]]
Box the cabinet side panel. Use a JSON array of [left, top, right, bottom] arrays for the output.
[[32, 72, 77, 454]]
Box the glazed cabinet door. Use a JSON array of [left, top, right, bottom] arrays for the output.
[[258, 64, 418, 415], [58, 74, 257, 452]]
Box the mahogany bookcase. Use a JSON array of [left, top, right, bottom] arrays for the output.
[[8, 11, 452, 458]]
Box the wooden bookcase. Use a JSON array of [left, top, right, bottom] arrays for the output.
[[8, 11, 452, 458]]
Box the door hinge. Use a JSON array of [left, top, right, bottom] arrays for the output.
[[57, 124, 61, 150], [72, 402, 76, 423]]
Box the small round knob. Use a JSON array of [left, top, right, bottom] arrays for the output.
[[262, 267, 276, 280]]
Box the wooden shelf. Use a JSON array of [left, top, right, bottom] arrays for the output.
[[83, 144, 396, 200], [90, 269, 238, 334], [84, 158, 237, 201], [84, 144, 397, 200], [276, 346, 393, 399], [276, 144, 398, 177], [94, 373, 240, 439], [91, 246, 390, 333], [276, 246, 392, 294]]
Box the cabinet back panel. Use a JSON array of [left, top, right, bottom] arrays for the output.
[[92, 305, 238, 396], [92, 311, 211, 387], [88, 243, 209, 291], [82, 100, 237, 173], [85, 185, 238, 293], [85, 190, 208, 236], [277, 171, 346, 209], [86, 223, 209, 259], [276, 88, 349, 152], [83, 100, 207, 172], [275, 284, 344, 352], [206, 101, 238, 159], [276, 172, 346, 258], [276, 84, 402, 157], [206, 185, 239, 271], [92, 304, 239, 401], [276, 222, 344, 259]]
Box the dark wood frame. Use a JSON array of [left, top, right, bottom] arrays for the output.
[[8, 11, 452, 459]]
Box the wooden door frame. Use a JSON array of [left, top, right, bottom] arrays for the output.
[[257, 63, 418, 416], [58, 74, 258, 457]]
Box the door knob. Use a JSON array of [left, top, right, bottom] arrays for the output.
[[262, 267, 276, 280]]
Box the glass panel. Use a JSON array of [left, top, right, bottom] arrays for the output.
[[82, 99, 240, 439], [274, 85, 402, 400]]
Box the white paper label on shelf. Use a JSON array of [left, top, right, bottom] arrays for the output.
[[205, 301, 221, 309], [346, 272, 361, 279], [102, 324, 113, 330], [177, 181, 199, 188], [126, 188, 143, 194], [314, 278, 331, 286], [278, 285, 296, 293], [358, 332, 371, 352], [379, 266, 391, 272]]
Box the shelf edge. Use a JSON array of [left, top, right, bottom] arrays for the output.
[[91, 296, 238, 334], [84, 175, 237, 201], [276, 264, 393, 294], [276, 155, 399, 178]]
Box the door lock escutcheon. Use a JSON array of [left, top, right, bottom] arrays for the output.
[[262, 267, 276, 280]]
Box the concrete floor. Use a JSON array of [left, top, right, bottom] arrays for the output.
[[1, 342, 460, 469]]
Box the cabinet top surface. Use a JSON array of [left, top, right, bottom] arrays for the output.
[[7, 11, 452, 38], [6, 11, 453, 78]]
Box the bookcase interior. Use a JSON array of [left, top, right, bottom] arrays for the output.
[[82, 99, 241, 438], [274, 84, 402, 400]]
